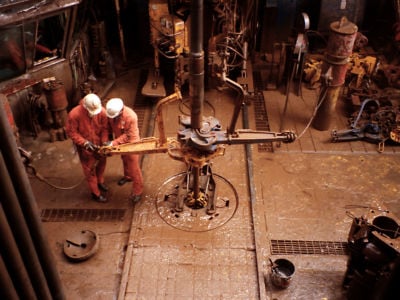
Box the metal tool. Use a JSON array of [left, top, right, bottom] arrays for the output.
[[331, 98, 400, 152]]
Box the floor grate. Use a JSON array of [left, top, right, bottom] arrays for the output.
[[41, 209, 126, 222], [271, 239, 348, 255], [253, 71, 273, 153]]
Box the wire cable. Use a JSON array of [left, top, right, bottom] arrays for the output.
[[26, 163, 85, 190], [295, 85, 328, 140]]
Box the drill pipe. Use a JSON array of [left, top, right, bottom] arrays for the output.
[[189, 0, 204, 201]]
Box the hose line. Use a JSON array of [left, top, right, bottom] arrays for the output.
[[26, 163, 84, 190]]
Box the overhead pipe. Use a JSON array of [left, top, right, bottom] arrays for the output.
[[0, 94, 65, 299]]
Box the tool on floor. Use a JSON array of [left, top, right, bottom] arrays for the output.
[[331, 98, 400, 152]]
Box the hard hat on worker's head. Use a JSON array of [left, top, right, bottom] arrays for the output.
[[83, 93, 102, 116], [106, 98, 124, 118]]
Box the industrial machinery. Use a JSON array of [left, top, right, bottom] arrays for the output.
[[142, 0, 258, 97], [99, 0, 296, 224], [343, 208, 400, 299]]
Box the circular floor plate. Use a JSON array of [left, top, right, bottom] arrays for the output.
[[155, 172, 238, 232], [63, 230, 99, 261]]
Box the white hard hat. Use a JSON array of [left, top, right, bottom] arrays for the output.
[[106, 98, 124, 118], [83, 93, 102, 116]]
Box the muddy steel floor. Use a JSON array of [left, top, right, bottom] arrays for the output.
[[22, 68, 400, 299]]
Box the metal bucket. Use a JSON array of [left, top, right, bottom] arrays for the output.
[[372, 216, 400, 239], [270, 258, 295, 289]]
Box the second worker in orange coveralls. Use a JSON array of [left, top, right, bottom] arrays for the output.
[[105, 98, 144, 203]]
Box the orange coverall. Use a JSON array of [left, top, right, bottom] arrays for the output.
[[108, 106, 144, 196], [65, 101, 108, 197]]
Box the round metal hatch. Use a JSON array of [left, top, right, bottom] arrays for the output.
[[63, 230, 99, 262], [155, 172, 239, 232]]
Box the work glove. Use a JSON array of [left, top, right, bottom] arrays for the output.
[[84, 141, 98, 151]]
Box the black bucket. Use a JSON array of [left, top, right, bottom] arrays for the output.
[[270, 258, 295, 289]]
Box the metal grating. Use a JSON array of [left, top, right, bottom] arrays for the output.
[[41, 209, 126, 222], [271, 239, 348, 255], [253, 71, 273, 152]]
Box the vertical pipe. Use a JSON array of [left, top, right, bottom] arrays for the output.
[[65, 5, 78, 55], [190, 0, 204, 200], [0, 94, 65, 299], [225, 77, 245, 134], [0, 151, 50, 299], [313, 17, 357, 130], [114, 0, 127, 63], [192, 166, 201, 202], [0, 255, 19, 300], [0, 204, 37, 300], [190, 0, 204, 130]]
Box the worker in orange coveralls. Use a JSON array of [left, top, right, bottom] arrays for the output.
[[105, 98, 144, 203], [66, 93, 109, 203]]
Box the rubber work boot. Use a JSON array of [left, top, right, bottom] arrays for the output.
[[129, 194, 141, 204], [98, 183, 109, 192], [118, 177, 133, 186], [91, 193, 107, 203]]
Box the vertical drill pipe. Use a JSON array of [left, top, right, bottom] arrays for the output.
[[190, 0, 204, 200], [0, 153, 47, 299], [313, 17, 357, 130], [190, 0, 204, 130], [0, 254, 19, 300], [0, 204, 37, 300], [0, 95, 65, 299]]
